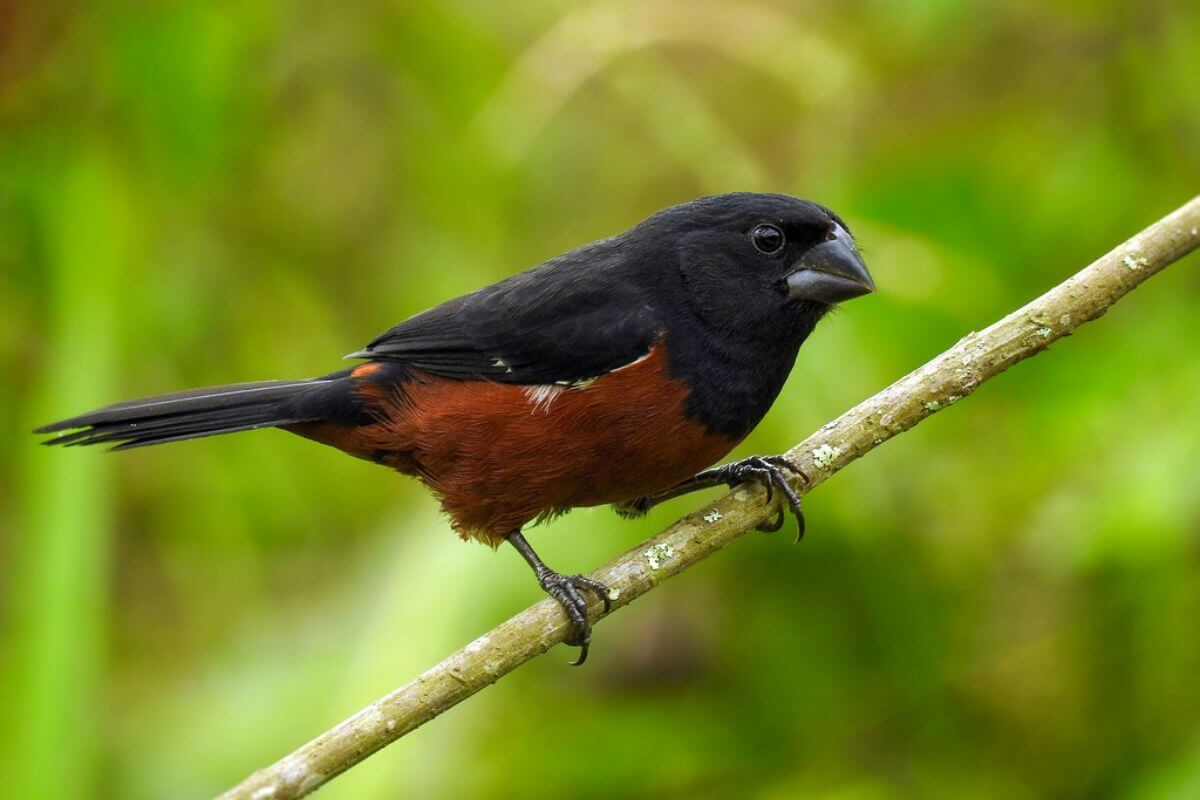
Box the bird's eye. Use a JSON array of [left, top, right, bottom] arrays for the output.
[[751, 224, 785, 255]]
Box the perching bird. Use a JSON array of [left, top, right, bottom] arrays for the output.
[[36, 193, 874, 663]]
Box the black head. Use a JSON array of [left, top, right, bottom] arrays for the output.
[[641, 192, 874, 339]]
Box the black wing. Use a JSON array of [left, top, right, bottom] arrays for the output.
[[351, 248, 663, 386]]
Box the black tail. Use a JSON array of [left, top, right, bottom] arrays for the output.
[[35, 370, 356, 450]]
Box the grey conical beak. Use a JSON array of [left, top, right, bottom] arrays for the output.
[[785, 225, 875, 304]]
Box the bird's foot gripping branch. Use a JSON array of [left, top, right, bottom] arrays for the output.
[[219, 195, 1200, 800]]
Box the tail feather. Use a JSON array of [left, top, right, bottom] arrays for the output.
[[107, 418, 303, 451], [35, 374, 352, 450]]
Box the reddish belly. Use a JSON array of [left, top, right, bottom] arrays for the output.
[[360, 347, 738, 544]]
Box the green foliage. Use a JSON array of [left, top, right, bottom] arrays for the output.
[[2, 2, 1198, 797]]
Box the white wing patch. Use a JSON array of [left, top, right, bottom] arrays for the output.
[[608, 352, 650, 374], [523, 384, 564, 414], [517, 349, 653, 414]]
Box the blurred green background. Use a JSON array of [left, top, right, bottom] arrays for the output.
[[2, 1, 1199, 798]]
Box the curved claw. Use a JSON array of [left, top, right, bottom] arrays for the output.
[[539, 572, 611, 665], [791, 500, 807, 543], [756, 507, 785, 533], [721, 455, 807, 542]]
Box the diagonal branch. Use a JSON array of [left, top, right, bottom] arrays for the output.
[[220, 196, 1200, 800]]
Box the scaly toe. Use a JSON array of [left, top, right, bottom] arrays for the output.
[[730, 456, 807, 541], [539, 572, 611, 665], [566, 574, 612, 613], [765, 454, 809, 485]]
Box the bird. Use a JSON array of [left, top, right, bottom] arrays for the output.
[[35, 192, 874, 664]]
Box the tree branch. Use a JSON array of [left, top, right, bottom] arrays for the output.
[[220, 196, 1200, 800]]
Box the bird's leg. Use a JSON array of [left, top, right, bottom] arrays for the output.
[[619, 455, 809, 541], [506, 530, 611, 666]]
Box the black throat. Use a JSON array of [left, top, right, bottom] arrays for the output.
[[662, 301, 827, 441]]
